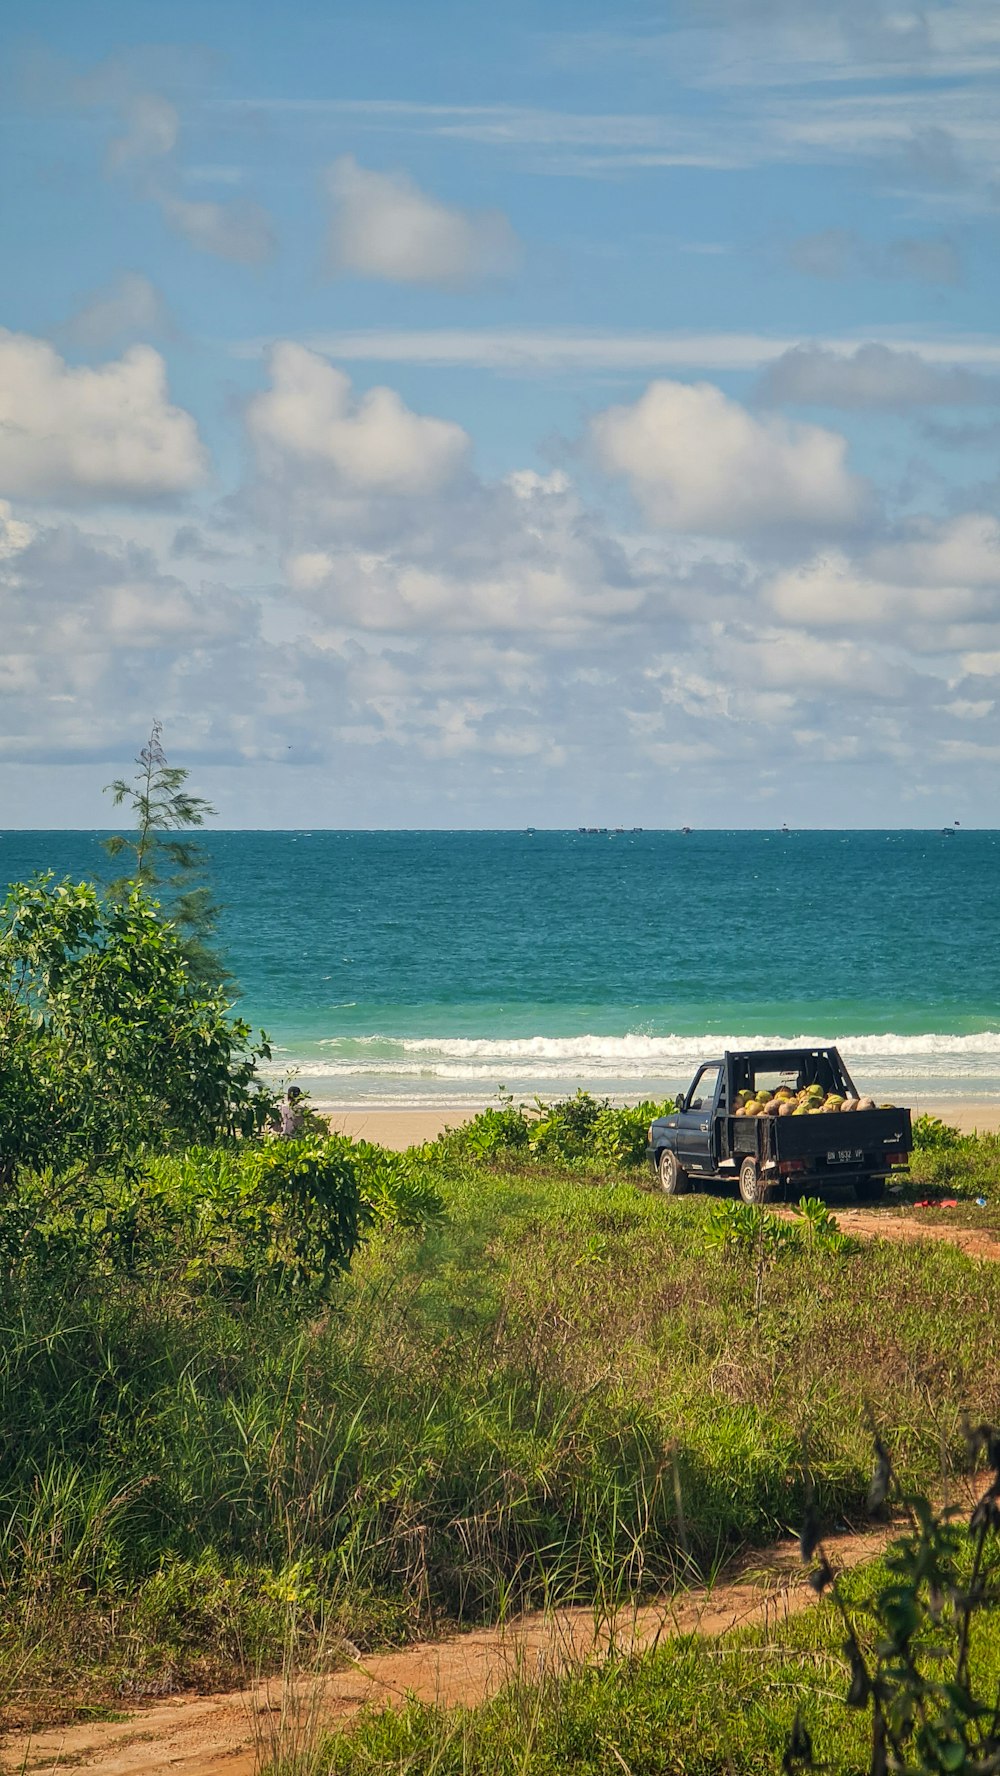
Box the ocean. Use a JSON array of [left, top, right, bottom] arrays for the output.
[[3, 829, 999, 1107]]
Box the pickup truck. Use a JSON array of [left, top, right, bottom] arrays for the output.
[[647, 1047, 912, 1203]]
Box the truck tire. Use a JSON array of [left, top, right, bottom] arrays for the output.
[[854, 1176, 886, 1203], [657, 1149, 689, 1195], [738, 1157, 772, 1204]]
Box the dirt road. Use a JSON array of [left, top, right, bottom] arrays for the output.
[[772, 1201, 1000, 1262], [6, 1518, 899, 1776]]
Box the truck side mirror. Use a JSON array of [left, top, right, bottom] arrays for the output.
[[676, 1093, 686, 1112]]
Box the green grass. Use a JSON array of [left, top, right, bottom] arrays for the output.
[[315, 1548, 1000, 1776], [3, 1149, 1000, 1723]]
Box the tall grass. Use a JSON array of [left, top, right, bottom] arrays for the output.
[[3, 1149, 1000, 1722]]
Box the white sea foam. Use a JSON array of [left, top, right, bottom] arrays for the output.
[[271, 1029, 1000, 1104]]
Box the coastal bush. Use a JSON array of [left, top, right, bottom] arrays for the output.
[[0, 1134, 445, 1304], [912, 1113, 964, 1151], [909, 1127, 1000, 1206], [429, 1093, 675, 1169], [0, 875, 274, 1174]]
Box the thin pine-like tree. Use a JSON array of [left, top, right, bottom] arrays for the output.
[[104, 722, 227, 989]]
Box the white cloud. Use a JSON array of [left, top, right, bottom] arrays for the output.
[[868, 514, 1000, 587], [275, 456, 654, 635], [0, 331, 207, 500], [247, 344, 470, 494], [63, 272, 170, 348], [326, 155, 520, 287], [0, 501, 34, 559], [106, 91, 178, 170], [159, 195, 276, 263], [765, 520, 1000, 631], [591, 379, 864, 533]]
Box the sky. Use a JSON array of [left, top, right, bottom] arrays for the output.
[[2, 0, 1000, 829]]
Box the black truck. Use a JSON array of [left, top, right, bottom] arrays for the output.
[[647, 1047, 911, 1203]]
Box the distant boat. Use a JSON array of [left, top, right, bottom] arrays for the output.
[[941, 828, 955, 837], [781, 823, 790, 834], [681, 825, 692, 835]]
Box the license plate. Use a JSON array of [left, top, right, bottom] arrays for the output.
[[827, 1149, 863, 1164]]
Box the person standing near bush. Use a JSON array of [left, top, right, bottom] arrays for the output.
[[278, 1086, 305, 1138]]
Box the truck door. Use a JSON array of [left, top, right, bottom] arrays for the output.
[[675, 1063, 722, 1176]]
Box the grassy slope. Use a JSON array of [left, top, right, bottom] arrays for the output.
[[3, 1151, 1000, 1720]]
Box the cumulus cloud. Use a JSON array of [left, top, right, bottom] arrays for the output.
[[326, 155, 521, 287], [765, 517, 1000, 630], [0, 331, 207, 500], [591, 378, 864, 533], [247, 344, 470, 494], [0, 507, 263, 763], [758, 343, 1000, 410], [868, 513, 1000, 587], [63, 272, 171, 348], [159, 195, 276, 264], [281, 468, 650, 633]]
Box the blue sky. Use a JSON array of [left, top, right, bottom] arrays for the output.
[[2, 0, 1000, 827]]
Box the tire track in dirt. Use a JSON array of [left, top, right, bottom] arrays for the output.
[[4, 1518, 900, 1776]]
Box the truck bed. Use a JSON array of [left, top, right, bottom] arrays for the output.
[[729, 1106, 911, 1172]]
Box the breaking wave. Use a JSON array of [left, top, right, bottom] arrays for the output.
[[268, 1029, 1000, 1103]]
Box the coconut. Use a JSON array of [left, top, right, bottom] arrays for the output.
[[744, 1102, 760, 1117], [732, 1106, 745, 1117], [778, 1101, 795, 1116], [856, 1096, 876, 1112], [841, 1098, 859, 1111]]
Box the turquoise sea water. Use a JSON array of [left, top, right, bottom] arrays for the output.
[[3, 829, 1000, 1105]]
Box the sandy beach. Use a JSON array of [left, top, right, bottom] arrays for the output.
[[327, 1100, 1000, 1151]]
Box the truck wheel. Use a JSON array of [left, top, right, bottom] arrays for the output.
[[657, 1149, 689, 1196], [854, 1177, 886, 1203], [738, 1157, 771, 1204]]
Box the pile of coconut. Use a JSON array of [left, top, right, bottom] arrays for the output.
[[733, 1083, 888, 1117]]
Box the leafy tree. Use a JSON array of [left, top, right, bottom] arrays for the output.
[[104, 721, 225, 988], [0, 874, 275, 1175]]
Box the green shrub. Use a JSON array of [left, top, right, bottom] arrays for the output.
[[0, 875, 274, 1174], [327, 1135, 446, 1230], [591, 1099, 677, 1167], [912, 1113, 964, 1151], [527, 1090, 607, 1160]]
